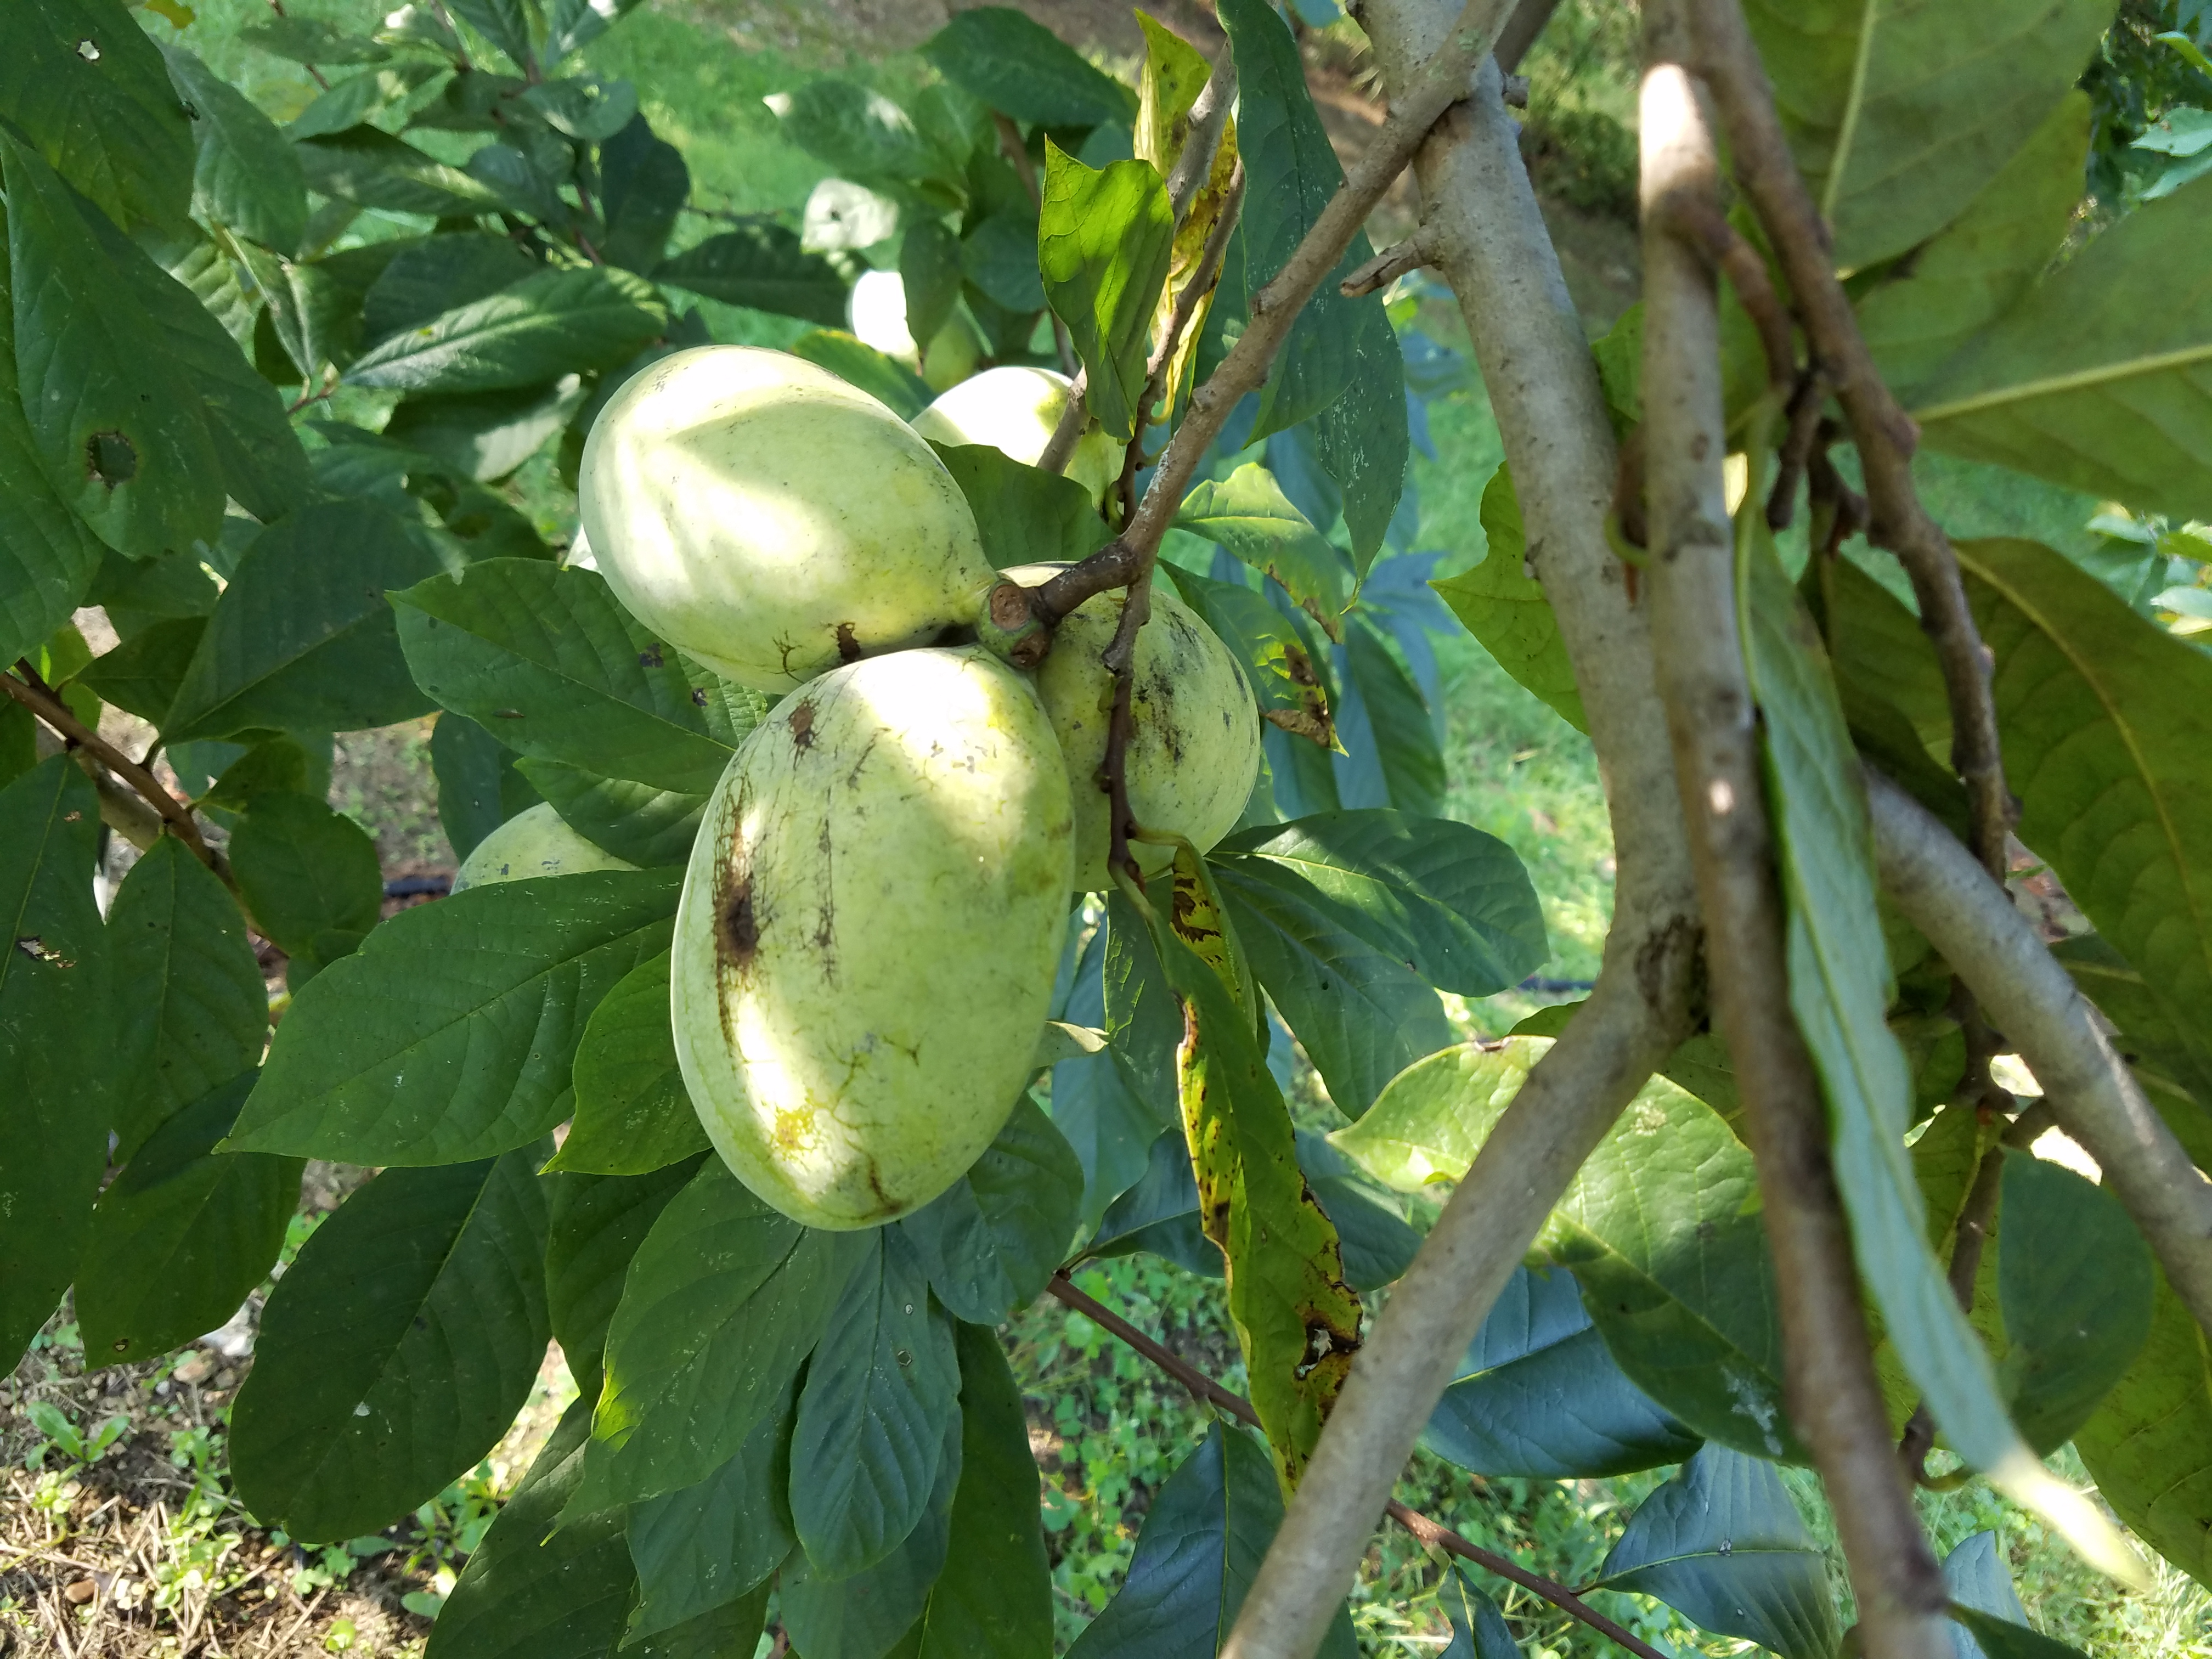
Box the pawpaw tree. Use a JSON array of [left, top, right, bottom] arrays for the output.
[[2, 1, 2210, 1656]]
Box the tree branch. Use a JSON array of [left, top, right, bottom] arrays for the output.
[[5, 663, 228, 884], [1865, 768, 2212, 1336], [1221, 8, 1708, 1650], [1637, 22, 1951, 1655], [1045, 1275, 1672, 1659], [1690, 0, 2013, 883]]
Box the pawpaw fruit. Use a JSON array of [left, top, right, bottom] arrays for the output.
[[1006, 562, 1261, 891], [452, 802, 636, 890], [848, 270, 984, 391], [671, 645, 1074, 1229], [913, 366, 1125, 507], [578, 346, 994, 692]]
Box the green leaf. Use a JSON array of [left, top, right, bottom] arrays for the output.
[[962, 209, 1047, 313], [0, 757, 111, 1365], [428, 1391, 768, 1659], [1747, 526, 2023, 1468], [2, 137, 225, 558], [594, 115, 687, 273], [426, 1400, 630, 1658], [567, 1158, 871, 1515], [229, 870, 678, 1163], [360, 234, 534, 348], [1065, 1421, 1358, 1659], [889, 1322, 1054, 1659], [1313, 296, 1409, 574], [623, 1378, 795, 1645], [789, 326, 935, 420], [1431, 466, 1588, 732], [1104, 888, 1183, 1125], [899, 217, 962, 347], [74, 616, 202, 725], [546, 0, 648, 66], [1996, 1150, 2154, 1453], [383, 376, 586, 484], [1948, 1607, 2094, 1659], [241, 16, 393, 66], [789, 1231, 962, 1577], [932, 442, 1114, 570], [920, 9, 1136, 128], [1959, 538, 2212, 1121], [1593, 1444, 1840, 1659], [2076, 1268, 2212, 1589], [1039, 144, 1173, 442], [1909, 178, 2212, 520], [1343, 614, 1444, 816], [229, 792, 383, 967], [1217, 860, 1454, 1118], [447, 0, 538, 72], [655, 224, 847, 325], [294, 125, 510, 218], [1944, 1530, 2031, 1659], [1054, 919, 1172, 1233], [543, 1154, 706, 1397], [1217, 0, 1358, 441], [228, 1148, 551, 1542], [1215, 810, 1547, 997], [1423, 1263, 1701, 1479], [1856, 93, 2088, 404], [1, 0, 194, 232], [0, 228, 104, 669], [74, 1071, 301, 1365], [430, 712, 538, 862], [1438, 1566, 1523, 1659], [545, 951, 707, 1175], [392, 559, 758, 796], [1336, 1039, 1795, 1458], [1742, 0, 2112, 269], [1175, 464, 1353, 632], [899, 1095, 1082, 1324], [285, 61, 451, 143], [778, 1410, 961, 1659], [346, 266, 665, 394], [163, 501, 444, 743], [1165, 563, 1337, 747], [767, 80, 960, 195], [106, 836, 266, 1155], [516, 759, 706, 868], [160, 45, 308, 255]]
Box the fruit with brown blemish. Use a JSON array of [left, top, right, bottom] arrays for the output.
[[1003, 562, 1262, 891], [670, 645, 1074, 1229], [450, 802, 636, 890], [578, 345, 994, 692]]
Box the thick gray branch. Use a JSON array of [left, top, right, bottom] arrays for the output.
[[1217, 8, 1704, 1655], [1636, 21, 1950, 1652], [1867, 768, 2212, 1334]]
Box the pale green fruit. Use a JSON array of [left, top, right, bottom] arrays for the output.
[[578, 346, 994, 692], [1006, 563, 1262, 891], [672, 645, 1074, 1229], [912, 367, 1125, 505], [452, 803, 636, 891], [848, 269, 983, 391]]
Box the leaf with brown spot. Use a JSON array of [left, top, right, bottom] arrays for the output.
[[1133, 851, 1362, 1491]]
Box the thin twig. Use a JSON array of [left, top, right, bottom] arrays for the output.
[[1340, 231, 1431, 297], [1045, 1276, 1669, 1659], [1764, 363, 1833, 529], [1637, 18, 1952, 1656], [1691, 0, 2013, 881], [1036, 368, 1092, 477], [1019, 0, 1523, 634], [4, 664, 226, 882]]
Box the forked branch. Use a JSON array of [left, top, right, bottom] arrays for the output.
[[4, 662, 228, 884], [1045, 1274, 1672, 1659], [1689, 0, 2014, 883], [1634, 18, 1951, 1656]]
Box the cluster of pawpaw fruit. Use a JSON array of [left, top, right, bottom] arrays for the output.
[[533, 343, 1265, 1230]]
